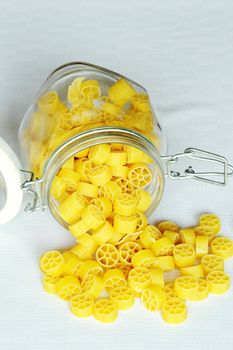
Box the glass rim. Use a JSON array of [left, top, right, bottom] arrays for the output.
[[41, 127, 165, 228]]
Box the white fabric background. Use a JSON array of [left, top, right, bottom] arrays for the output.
[[0, 0, 233, 349]]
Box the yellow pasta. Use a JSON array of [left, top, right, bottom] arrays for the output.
[[134, 189, 152, 212], [88, 164, 112, 186], [77, 181, 99, 198], [88, 144, 111, 165], [91, 222, 115, 245], [114, 193, 137, 216], [68, 218, 90, 238], [110, 165, 129, 179], [80, 80, 101, 104], [81, 205, 105, 230], [78, 233, 98, 256], [89, 197, 112, 217], [51, 176, 66, 200], [59, 192, 88, 224], [37, 91, 59, 113], [108, 79, 136, 106], [99, 181, 121, 201], [61, 157, 74, 170], [58, 168, 80, 192], [105, 151, 127, 166], [128, 163, 152, 189], [67, 77, 84, 105], [131, 93, 151, 112]]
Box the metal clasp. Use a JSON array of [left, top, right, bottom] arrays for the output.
[[20, 170, 46, 212], [162, 147, 233, 186]]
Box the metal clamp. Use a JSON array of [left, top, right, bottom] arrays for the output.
[[162, 147, 233, 186], [20, 170, 46, 212]]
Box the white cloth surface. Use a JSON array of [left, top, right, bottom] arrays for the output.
[[0, 0, 233, 349]]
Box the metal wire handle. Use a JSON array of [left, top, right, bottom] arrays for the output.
[[20, 170, 46, 212], [162, 147, 233, 185]]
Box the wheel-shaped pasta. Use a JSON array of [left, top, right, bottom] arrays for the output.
[[134, 189, 152, 212], [67, 77, 84, 105], [93, 298, 118, 323], [78, 260, 103, 280], [105, 151, 127, 166], [59, 192, 88, 224], [196, 235, 209, 258], [89, 197, 112, 217], [88, 165, 112, 186], [114, 178, 135, 194], [68, 219, 90, 238], [163, 230, 179, 244], [124, 145, 144, 163], [155, 256, 175, 272], [81, 205, 105, 230], [193, 226, 214, 243], [96, 243, 119, 268], [58, 168, 80, 192], [114, 214, 138, 234], [131, 249, 156, 268], [128, 267, 152, 293], [128, 163, 152, 189], [40, 251, 65, 277], [131, 93, 150, 112], [149, 267, 165, 288], [55, 276, 81, 301], [114, 193, 137, 216], [201, 254, 224, 275], [157, 221, 179, 234], [180, 264, 204, 279], [134, 211, 148, 231], [207, 270, 230, 294], [119, 241, 142, 265], [141, 285, 166, 312], [81, 274, 104, 298], [43, 275, 60, 294], [174, 276, 198, 300], [173, 244, 196, 267], [70, 293, 94, 318], [88, 144, 111, 165], [191, 278, 209, 301], [63, 254, 83, 277], [179, 229, 196, 246], [77, 182, 99, 198], [51, 176, 66, 200], [74, 158, 93, 182], [108, 79, 136, 106], [92, 222, 114, 245], [164, 282, 177, 300], [80, 80, 101, 104], [103, 269, 126, 291], [109, 286, 134, 310], [140, 225, 162, 248], [161, 298, 187, 324], [151, 237, 174, 257], [38, 91, 59, 113], [199, 213, 221, 234], [99, 181, 121, 201], [210, 236, 233, 259]]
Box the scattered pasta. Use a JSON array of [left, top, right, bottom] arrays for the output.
[[39, 212, 232, 324]]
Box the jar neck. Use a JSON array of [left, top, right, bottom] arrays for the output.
[[42, 127, 165, 226]]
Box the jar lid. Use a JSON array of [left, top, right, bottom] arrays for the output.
[[0, 137, 23, 224]]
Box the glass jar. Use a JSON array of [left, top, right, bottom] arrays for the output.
[[19, 62, 166, 176], [0, 62, 232, 226]]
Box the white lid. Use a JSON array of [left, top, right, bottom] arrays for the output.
[[0, 137, 23, 224]]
